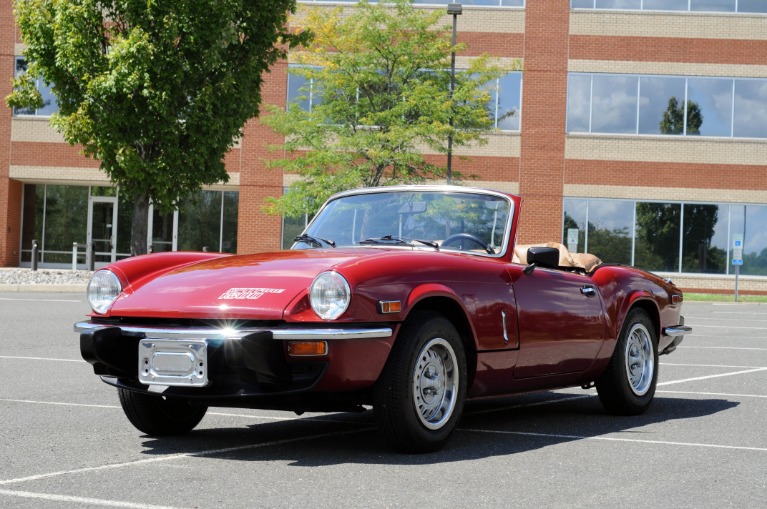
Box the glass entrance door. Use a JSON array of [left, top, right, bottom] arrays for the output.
[[87, 196, 118, 266]]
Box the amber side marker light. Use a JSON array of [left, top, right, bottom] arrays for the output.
[[378, 300, 402, 314], [287, 341, 328, 356], [672, 294, 683, 304]]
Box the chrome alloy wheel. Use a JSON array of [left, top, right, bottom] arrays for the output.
[[412, 338, 459, 430], [624, 323, 655, 396]]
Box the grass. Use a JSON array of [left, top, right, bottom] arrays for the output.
[[683, 292, 767, 303]]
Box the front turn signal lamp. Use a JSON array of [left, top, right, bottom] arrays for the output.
[[87, 270, 122, 314], [287, 341, 328, 356]]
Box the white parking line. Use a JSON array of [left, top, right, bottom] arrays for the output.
[[461, 428, 767, 452], [0, 297, 82, 303], [0, 428, 373, 487], [687, 325, 767, 330], [657, 367, 767, 386], [691, 316, 767, 323], [0, 356, 83, 362], [0, 489, 181, 509], [662, 363, 767, 369], [679, 346, 767, 351], [658, 390, 767, 399], [688, 335, 767, 339]]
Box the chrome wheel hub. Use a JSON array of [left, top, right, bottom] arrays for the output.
[[624, 323, 654, 396], [412, 338, 458, 430]]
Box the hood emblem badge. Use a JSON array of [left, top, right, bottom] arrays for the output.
[[218, 288, 286, 300]]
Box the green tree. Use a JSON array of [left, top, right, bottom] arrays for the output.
[[262, 0, 516, 218], [7, 0, 307, 255], [660, 96, 703, 135]]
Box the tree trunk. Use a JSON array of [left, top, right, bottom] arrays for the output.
[[131, 192, 150, 256]]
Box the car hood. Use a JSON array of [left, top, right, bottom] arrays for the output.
[[108, 249, 373, 320]]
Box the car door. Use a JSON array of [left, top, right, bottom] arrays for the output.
[[508, 264, 606, 378]]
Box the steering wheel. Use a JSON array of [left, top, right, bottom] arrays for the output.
[[441, 233, 495, 254]]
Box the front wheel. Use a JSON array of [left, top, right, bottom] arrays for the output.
[[373, 311, 467, 453], [118, 388, 208, 436], [596, 309, 658, 415]]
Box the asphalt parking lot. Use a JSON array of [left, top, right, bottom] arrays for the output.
[[1, 293, 765, 508]]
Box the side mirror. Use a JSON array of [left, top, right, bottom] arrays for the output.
[[523, 246, 560, 274]]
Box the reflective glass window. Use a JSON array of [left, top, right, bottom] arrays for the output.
[[567, 74, 591, 133], [739, 0, 767, 12], [687, 78, 732, 137], [571, 0, 595, 7], [563, 198, 587, 253], [690, 0, 736, 12], [283, 215, 309, 250], [595, 0, 640, 8], [222, 191, 239, 253], [733, 79, 767, 139], [635, 202, 680, 272], [591, 75, 638, 134], [639, 76, 686, 135], [742, 205, 767, 276], [494, 72, 522, 131], [642, 0, 688, 10], [178, 191, 223, 252], [13, 57, 58, 117], [587, 200, 633, 264], [682, 204, 727, 274]]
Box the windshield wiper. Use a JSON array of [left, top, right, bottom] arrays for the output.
[[359, 235, 408, 245], [359, 235, 439, 249], [411, 238, 439, 249], [294, 234, 336, 248]]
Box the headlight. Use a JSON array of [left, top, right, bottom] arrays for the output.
[[310, 271, 351, 320], [87, 270, 122, 314]]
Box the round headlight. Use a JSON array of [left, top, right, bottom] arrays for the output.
[[310, 271, 351, 320], [87, 270, 122, 314]]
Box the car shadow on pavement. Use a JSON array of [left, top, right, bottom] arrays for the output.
[[137, 391, 739, 465]]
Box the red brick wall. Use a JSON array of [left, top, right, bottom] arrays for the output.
[[566, 160, 767, 191], [570, 36, 767, 65], [236, 61, 290, 254], [1, 0, 15, 266], [517, 0, 570, 244]]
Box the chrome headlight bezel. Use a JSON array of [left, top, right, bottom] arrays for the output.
[[87, 270, 122, 315], [309, 271, 351, 320]]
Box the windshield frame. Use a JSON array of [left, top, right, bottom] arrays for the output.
[[294, 185, 516, 259]]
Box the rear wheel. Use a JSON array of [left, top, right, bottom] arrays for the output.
[[118, 388, 207, 436], [373, 311, 467, 453], [596, 309, 658, 415]]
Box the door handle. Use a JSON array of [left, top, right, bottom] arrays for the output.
[[580, 285, 597, 297]]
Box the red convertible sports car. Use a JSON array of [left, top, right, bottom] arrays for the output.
[[77, 185, 691, 452]]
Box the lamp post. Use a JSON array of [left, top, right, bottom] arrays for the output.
[[446, 3, 462, 184]]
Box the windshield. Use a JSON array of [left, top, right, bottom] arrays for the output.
[[295, 189, 513, 256]]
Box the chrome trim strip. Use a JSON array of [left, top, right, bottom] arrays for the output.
[[662, 325, 693, 336], [74, 321, 392, 341]]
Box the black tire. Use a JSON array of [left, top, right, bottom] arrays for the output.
[[596, 308, 658, 415], [373, 311, 467, 453], [118, 388, 207, 436]]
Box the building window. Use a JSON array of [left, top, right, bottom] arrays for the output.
[[288, 64, 523, 132], [563, 199, 767, 276], [567, 73, 767, 139], [20, 185, 239, 268], [572, 0, 766, 12], [13, 57, 58, 117], [300, 1, 525, 6]]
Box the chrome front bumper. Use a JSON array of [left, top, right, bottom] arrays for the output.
[[74, 321, 393, 341]]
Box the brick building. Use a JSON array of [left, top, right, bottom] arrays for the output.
[[2, 1, 767, 293]]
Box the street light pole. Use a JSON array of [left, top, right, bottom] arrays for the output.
[[446, 3, 462, 185]]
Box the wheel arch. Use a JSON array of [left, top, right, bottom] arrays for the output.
[[623, 294, 661, 343], [405, 296, 478, 390]]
